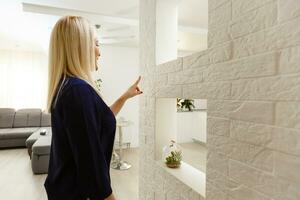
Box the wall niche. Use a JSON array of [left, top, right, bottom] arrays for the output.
[[155, 97, 207, 196]]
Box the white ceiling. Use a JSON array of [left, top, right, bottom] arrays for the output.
[[24, 0, 208, 28], [0, 0, 208, 52], [178, 0, 208, 28], [26, 0, 139, 19]]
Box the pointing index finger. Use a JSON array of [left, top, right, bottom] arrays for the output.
[[134, 76, 141, 85]]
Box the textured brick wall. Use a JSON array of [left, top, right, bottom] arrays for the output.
[[139, 0, 300, 199]]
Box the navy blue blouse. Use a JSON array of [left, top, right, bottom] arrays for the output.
[[44, 76, 116, 200]]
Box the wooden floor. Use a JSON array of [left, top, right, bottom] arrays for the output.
[[0, 148, 48, 200], [111, 148, 139, 200], [0, 147, 139, 200]]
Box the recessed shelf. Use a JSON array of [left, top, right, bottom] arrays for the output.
[[155, 97, 207, 198], [156, 161, 206, 197]]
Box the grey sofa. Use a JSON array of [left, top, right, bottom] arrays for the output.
[[0, 108, 52, 174], [25, 117, 52, 174], [26, 126, 52, 157], [31, 135, 51, 174], [0, 108, 51, 148]]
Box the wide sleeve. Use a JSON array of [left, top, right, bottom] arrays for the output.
[[61, 84, 112, 199]]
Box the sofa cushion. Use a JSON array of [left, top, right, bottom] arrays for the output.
[[31, 153, 49, 174], [0, 127, 39, 139], [26, 127, 52, 148], [32, 136, 51, 155], [41, 112, 51, 127], [0, 138, 27, 148], [28, 112, 42, 127], [13, 109, 42, 128], [13, 113, 27, 127], [0, 108, 15, 128]]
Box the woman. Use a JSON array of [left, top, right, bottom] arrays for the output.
[[44, 16, 142, 200]]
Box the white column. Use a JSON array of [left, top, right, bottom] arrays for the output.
[[155, 98, 178, 160], [156, 0, 179, 65]]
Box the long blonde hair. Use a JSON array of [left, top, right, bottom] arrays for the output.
[[46, 16, 100, 113]]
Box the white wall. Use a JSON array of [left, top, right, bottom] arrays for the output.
[[177, 111, 207, 143], [193, 99, 207, 110], [93, 45, 140, 148], [155, 98, 177, 160], [155, 98, 207, 159], [156, 0, 178, 65], [176, 99, 207, 143], [0, 49, 48, 110]]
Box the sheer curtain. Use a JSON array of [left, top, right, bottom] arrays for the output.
[[0, 49, 48, 110]]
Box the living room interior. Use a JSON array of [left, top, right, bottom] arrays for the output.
[[1, 0, 300, 200], [0, 0, 208, 199]]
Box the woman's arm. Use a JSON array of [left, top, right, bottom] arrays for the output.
[[110, 76, 143, 116]]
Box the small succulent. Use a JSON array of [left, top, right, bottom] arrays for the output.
[[165, 150, 182, 168]]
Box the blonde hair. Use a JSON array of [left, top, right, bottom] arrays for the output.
[[46, 16, 100, 112]]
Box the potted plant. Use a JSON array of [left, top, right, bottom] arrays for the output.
[[162, 140, 183, 168], [177, 98, 195, 111]]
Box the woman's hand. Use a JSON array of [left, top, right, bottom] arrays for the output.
[[122, 76, 143, 100], [110, 76, 143, 116]]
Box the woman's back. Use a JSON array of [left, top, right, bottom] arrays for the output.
[[44, 76, 116, 200]]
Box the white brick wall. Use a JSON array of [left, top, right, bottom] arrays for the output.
[[139, 0, 300, 199]]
